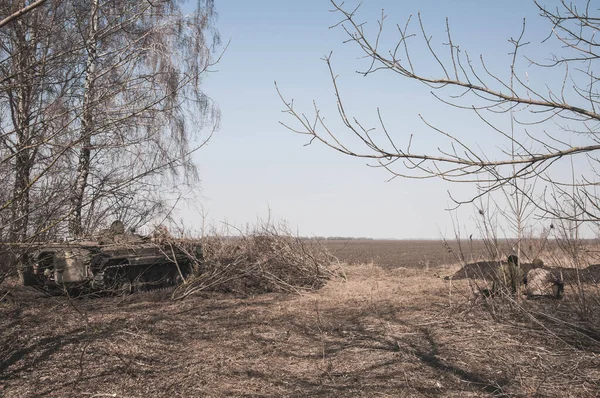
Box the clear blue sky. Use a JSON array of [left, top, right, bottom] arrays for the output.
[[183, 0, 571, 239]]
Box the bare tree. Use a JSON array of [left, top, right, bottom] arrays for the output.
[[279, 0, 600, 223], [67, 0, 221, 236], [0, 0, 220, 242], [0, 1, 78, 241]]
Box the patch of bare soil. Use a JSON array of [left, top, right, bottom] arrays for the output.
[[322, 239, 504, 269], [1, 264, 599, 397]]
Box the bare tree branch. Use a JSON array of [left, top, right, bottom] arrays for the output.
[[279, 0, 600, 222], [0, 0, 47, 30]]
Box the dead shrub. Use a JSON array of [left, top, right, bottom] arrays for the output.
[[0, 244, 18, 288], [171, 221, 342, 300]]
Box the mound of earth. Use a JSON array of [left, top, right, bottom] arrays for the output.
[[557, 264, 600, 284], [451, 261, 600, 284], [450, 261, 504, 280]]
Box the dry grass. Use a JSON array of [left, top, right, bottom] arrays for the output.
[[1, 256, 599, 397]]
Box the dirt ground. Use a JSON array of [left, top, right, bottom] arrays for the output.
[[1, 242, 599, 397]]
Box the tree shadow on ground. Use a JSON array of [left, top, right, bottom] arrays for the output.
[[1, 285, 598, 397], [237, 302, 513, 397], [0, 317, 132, 380]]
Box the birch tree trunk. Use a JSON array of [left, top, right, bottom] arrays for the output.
[[8, 18, 37, 242], [69, 0, 99, 237]]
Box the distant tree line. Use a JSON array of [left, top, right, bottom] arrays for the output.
[[303, 237, 374, 241]]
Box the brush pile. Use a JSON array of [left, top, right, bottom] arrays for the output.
[[171, 222, 341, 300]]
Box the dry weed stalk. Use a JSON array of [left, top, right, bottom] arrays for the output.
[[0, 246, 12, 288], [170, 221, 341, 300], [0, 244, 27, 293], [445, 196, 600, 337]]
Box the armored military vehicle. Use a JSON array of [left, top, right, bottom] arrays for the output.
[[17, 222, 200, 295]]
